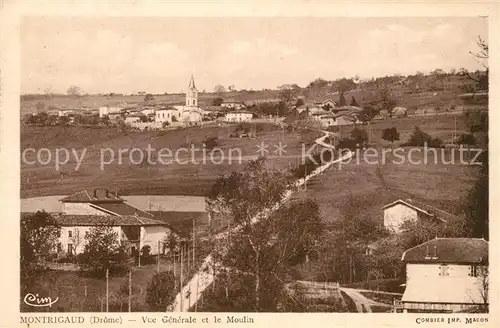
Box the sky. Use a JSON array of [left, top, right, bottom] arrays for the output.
[[21, 17, 488, 95]]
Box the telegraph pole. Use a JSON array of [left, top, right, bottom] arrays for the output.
[[192, 218, 196, 270], [106, 269, 109, 312], [128, 270, 132, 312], [157, 240, 161, 272]]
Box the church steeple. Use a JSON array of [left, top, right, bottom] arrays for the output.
[[186, 75, 198, 107], [188, 74, 196, 90]]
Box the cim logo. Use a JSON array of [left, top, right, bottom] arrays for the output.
[[23, 293, 59, 308]]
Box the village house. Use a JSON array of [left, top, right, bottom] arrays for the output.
[[99, 106, 124, 118], [53, 188, 173, 256], [155, 107, 179, 124], [124, 113, 146, 125], [381, 199, 448, 233], [220, 101, 246, 110], [224, 110, 253, 122], [401, 237, 488, 313]]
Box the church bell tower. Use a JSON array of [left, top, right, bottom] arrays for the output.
[[186, 75, 198, 107]]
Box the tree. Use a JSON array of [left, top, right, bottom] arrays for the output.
[[206, 157, 290, 311], [295, 98, 305, 107], [36, 101, 45, 112], [278, 84, 300, 106], [212, 97, 224, 106], [338, 92, 346, 106], [66, 85, 82, 97], [146, 271, 177, 311], [403, 126, 443, 148], [462, 35, 488, 92], [144, 94, 155, 105], [378, 87, 397, 114], [77, 227, 128, 277], [214, 84, 226, 94], [350, 127, 368, 147], [350, 96, 358, 107], [465, 150, 488, 239], [204, 136, 219, 150], [358, 106, 377, 123], [20, 211, 60, 287], [381, 127, 400, 146], [228, 84, 237, 92]]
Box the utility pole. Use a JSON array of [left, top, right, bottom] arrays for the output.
[[106, 269, 109, 312], [128, 270, 132, 312], [192, 218, 196, 270], [180, 246, 184, 312], [157, 240, 160, 272]]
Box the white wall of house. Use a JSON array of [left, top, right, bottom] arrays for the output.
[[383, 204, 418, 233], [58, 226, 122, 255], [62, 203, 106, 215], [224, 113, 253, 122], [181, 110, 202, 123], [124, 116, 141, 125], [141, 225, 172, 255], [403, 263, 487, 307], [155, 110, 179, 124]]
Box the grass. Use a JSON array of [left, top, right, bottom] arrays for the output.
[[21, 256, 207, 312], [21, 124, 320, 198]]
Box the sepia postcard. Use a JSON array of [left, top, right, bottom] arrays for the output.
[[0, 1, 498, 327]]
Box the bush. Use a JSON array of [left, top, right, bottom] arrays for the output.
[[402, 126, 443, 148], [77, 227, 129, 277], [146, 271, 177, 311], [204, 137, 219, 150], [456, 133, 476, 146], [337, 138, 358, 151], [381, 127, 400, 145]]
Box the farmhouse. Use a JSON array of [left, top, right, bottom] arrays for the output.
[[224, 110, 253, 122], [381, 199, 447, 233], [401, 238, 488, 313], [53, 188, 173, 256]]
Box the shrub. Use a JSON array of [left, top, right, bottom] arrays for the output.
[[456, 133, 476, 146], [146, 271, 177, 311], [402, 126, 443, 148], [381, 127, 400, 145], [77, 227, 129, 277], [204, 137, 219, 150]]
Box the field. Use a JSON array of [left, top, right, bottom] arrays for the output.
[[21, 258, 204, 312], [293, 114, 477, 227], [21, 123, 320, 198]]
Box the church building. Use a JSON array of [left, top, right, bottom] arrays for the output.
[[155, 75, 204, 125]]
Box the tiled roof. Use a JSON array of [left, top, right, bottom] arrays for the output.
[[90, 202, 154, 217], [60, 189, 124, 203], [381, 199, 451, 223], [148, 211, 209, 237], [401, 238, 488, 264], [21, 212, 166, 226]]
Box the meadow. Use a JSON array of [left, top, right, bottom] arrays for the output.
[[21, 123, 320, 198]]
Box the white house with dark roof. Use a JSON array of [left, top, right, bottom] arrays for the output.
[[55, 188, 173, 256], [401, 237, 488, 313], [381, 199, 448, 233]]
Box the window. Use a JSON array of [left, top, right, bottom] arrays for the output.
[[57, 243, 62, 252], [67, 243, 73, 255], [85, 231, 89, 237], [68, 230, 72, 238], [439, 264, 449, 276], [469, 265, 478, 277]]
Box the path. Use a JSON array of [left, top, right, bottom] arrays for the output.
[[339, 287, 393, 313], [171, 130, 353, 312]]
